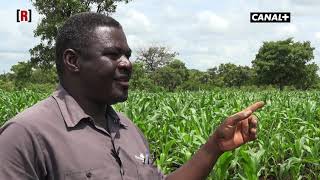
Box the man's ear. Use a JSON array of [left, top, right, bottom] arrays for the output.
[[63, 49, 80, 73]]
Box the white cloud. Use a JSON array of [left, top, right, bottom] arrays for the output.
[[288, 0, 320, 16], [274, 24, 298, 37], [194, 11, 229, 33], [183, 54, 221, 70], [116, 9, 152, 35], [164, 5, 179, 20], [291, 0, 320, 6], [315, 32, 320, 40], [126, 34, 147, 51]]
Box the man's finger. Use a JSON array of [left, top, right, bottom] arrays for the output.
[[244, 101, 265, 113], [241, 117, 250, 140], [249, 115, 258, 129], [249, 115, 258, 141], [225, 101, 264, 126], [226, 110, 252, 126], [249, 128, 257, 140]]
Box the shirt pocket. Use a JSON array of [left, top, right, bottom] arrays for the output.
[[64, 167, 122, 180], [136, 163, 162, 180]]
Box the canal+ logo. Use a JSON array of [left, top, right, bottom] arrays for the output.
[[250, 12, 290, 23], [17, 9, 32, 22]]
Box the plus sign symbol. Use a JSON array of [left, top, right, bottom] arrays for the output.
[[281, 13, 290, 22]]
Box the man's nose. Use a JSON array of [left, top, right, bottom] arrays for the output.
[[118, 55, 132, 72]]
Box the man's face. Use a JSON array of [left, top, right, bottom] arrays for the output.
[[78, 26, 132, 105]]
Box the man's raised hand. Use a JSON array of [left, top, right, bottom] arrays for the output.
[[165, 101, 265, 180], [211, 101, 265, 153]]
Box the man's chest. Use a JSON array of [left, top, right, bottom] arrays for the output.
[[39, 123, 161, 180]]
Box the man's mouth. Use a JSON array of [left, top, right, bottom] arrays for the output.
[[114, 76, 130, 88], [115, 77, 129, 82]]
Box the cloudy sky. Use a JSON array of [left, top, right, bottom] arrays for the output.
[[0, 0, 319, 73]]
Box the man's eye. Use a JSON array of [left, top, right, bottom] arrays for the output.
[[125, 54, 131, 59], [106, 53, 121, 59]]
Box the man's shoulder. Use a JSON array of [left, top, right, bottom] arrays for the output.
[[2, 96, 60, 129], [116, 112, 133, 126], [116, 112, 139, 131], [116, 112, 150, 149]]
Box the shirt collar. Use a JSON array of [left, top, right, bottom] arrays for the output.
[[52, 84, 127, 128]]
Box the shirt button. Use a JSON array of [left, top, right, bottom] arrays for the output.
[[86, 172, 92, 178]]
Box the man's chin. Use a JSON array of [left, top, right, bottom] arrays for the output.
[[111, 92, 128, 104], [117, 95, 128, 102]]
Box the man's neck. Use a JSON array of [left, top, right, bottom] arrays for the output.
[[61, 83, 108, 128]]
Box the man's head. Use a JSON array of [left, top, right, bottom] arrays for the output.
[[56, 12, 132, 105]]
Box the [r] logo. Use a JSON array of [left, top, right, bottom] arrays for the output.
[[250, 12, 290, 23], [17, 9, 32, 22]]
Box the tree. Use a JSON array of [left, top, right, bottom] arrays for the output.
[[129, 62, 154, 90], [152, 59, 188, 91], [8, 61, 58, 90], [30, 0, 132, 69], [294, 63, 319, 90], [207, 67, 218, 80], [30, 67, 58, 85], [252, 38, 316, 90], [10, 61, 33, 89], [180, 69, 215, 90], [136, 46, 178, 72], [217, 63, 253, 87]]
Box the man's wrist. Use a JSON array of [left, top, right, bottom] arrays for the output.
[[202, 133, 224, 157]]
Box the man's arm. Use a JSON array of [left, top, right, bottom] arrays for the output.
[[166, 101, 264, 180], [0, 122, 46, 180]]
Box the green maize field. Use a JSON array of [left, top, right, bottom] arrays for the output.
[[1, 89, 319, 179]]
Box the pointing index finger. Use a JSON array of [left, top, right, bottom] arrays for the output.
[[225, 101, 264, 126], [244, 101, 265, 113]]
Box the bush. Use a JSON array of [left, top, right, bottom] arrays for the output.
[[0, 80, 15, 91], [24, 83, 57, 93]]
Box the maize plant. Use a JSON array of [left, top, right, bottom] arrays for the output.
[[1, 89, 319, 179]]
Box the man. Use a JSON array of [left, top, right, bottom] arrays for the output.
[[0, 12, 264, 180]]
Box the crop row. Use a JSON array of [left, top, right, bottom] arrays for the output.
[[1, 89, 319, 179]]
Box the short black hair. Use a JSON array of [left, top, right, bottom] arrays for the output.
[[55, 12, 122, 81]]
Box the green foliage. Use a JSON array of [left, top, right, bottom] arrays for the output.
[[115, 90, 320, 179], [179, 69, 212, 91], [30, 67, 58, 84], [130, 62, 158, 91], [4, 38, 320, 91], [3, 61, 58, 91], [0, 79, 15, 91], [252, 38, 317, 90], [0, 89, 49, 126], [294, 63, 320, 90], [152, 59, 189, 91], [24, 83, 57, 93], [10, 61, 33, 89], [217, 63, 254, 87], [1, 89, 320, 179]]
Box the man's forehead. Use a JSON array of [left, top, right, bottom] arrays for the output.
[[90, 26, 130, 50], [93, 26, 125, 39], [94, 26, 117, 33]]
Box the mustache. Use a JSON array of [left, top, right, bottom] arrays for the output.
[[114, 71, 131, 81]]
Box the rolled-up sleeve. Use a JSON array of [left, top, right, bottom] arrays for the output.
[[0, 122, 46, 180]]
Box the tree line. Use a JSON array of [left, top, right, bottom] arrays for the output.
[[131, 38, 319, 91], [1, 38, 319, 92]]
